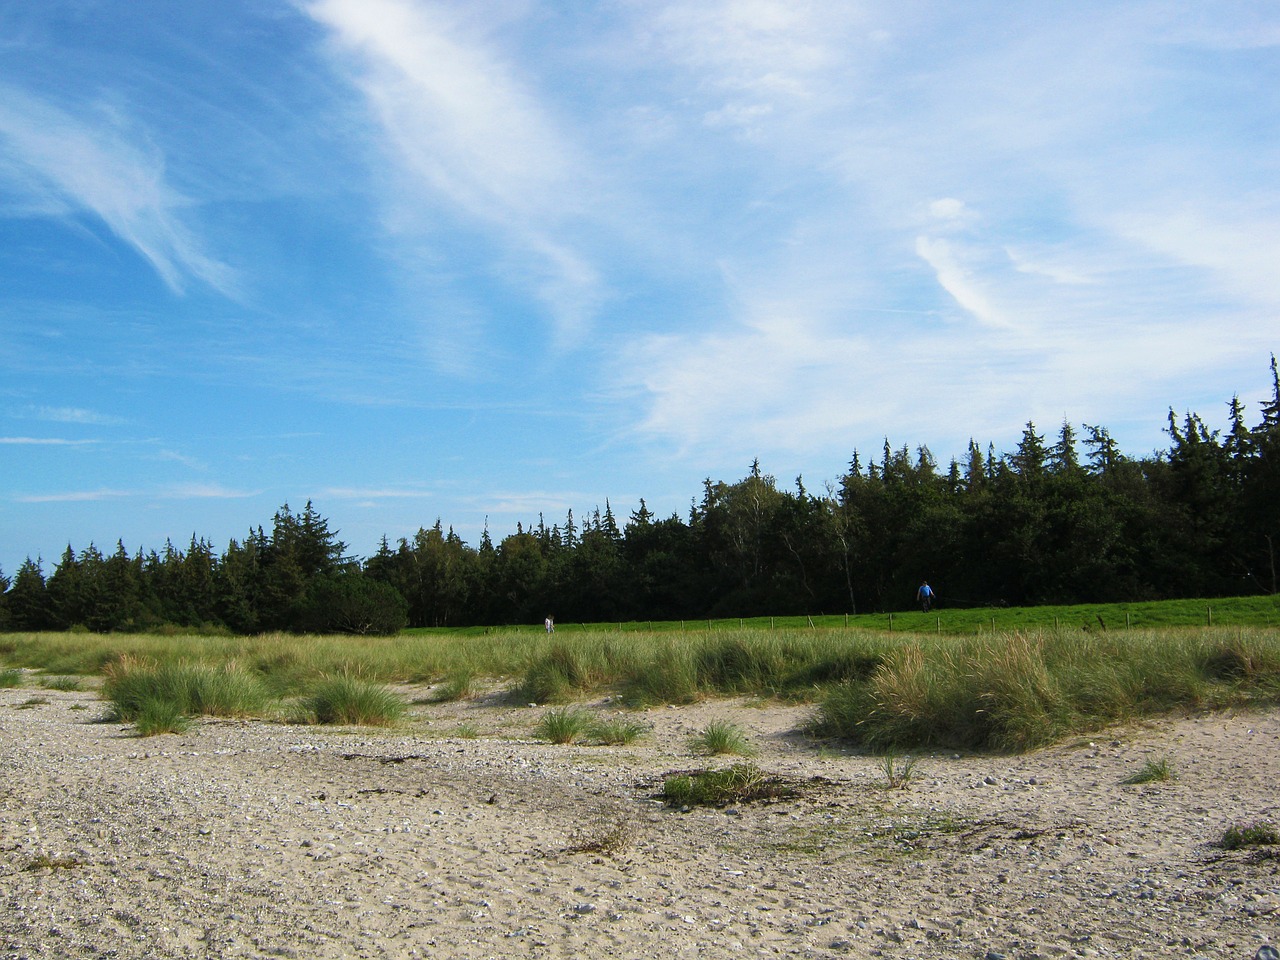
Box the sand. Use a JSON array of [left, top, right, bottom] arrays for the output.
[[2, 680, 1278, 959]]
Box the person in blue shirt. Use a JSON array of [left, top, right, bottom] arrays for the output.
[[916, 581, 934, 612]]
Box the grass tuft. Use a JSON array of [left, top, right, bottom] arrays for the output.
[[39, 675, 83, 691], [0, 667, 23, 688], [690, 719, 756, 756], [1220, 821, 1279, 850], [1122, 756, 1176, 785], [662, 763, 795, 807], [304, 674, 406, 726], [590, 716, 649, 745], [134, 698, 191, 736], [431, 670, 477, 703], [535, 707, 594, 744], [880, 752, 919, 789]]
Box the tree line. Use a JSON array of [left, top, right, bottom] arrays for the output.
[[3, 359, 1278, 635]]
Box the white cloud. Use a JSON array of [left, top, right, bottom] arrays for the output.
[[303, 0, 604, 344], [914, 236, 1008, 330], [0, 436, 99, 446], [0, 87, 236, 296]]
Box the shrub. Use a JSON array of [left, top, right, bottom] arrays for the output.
[[0, 667, 22, 688], [297, 574, 409, 636], [304, 674, 406, 726]]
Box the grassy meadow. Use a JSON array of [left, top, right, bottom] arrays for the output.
[[2, 594, 1279, 750]]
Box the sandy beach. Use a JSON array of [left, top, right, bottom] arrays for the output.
[[2, 680, 1277, 959]]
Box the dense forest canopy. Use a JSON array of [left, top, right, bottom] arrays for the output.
[[4, 359, 1279, 634]]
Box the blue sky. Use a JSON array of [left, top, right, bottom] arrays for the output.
[[3, 0, 1278, 575]]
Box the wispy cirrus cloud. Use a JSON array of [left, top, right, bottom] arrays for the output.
[[14, 483, 259, 504], [303, 0, 604, 345], [28, 406, 127, 426], [0, 86, 236, 296], [1, 436, 99, 446]]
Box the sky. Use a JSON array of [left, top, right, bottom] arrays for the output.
[[2, 0, 1279, 575]]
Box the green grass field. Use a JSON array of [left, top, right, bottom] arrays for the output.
[[3, 594, 1278, 750]]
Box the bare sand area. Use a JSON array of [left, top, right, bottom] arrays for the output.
[[2, 680, 1278, 959]]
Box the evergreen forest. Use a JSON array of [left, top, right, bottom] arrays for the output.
[[3, 359, 1279, 635]]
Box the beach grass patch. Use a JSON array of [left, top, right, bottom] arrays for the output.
[[662, 763, 795, 807], [1122, 756, 1176, 785], [304, 674, 406, 726], [1221, 821, 1280, 850], [535, 707, 594, 744], [691, 719, 756, 756]]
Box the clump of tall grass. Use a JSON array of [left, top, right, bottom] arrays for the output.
[[135, 699, 191, 736], [103, 656, 271, 724], [302, 674, 406, 726], [0, 667, 23, 688], [431, 669, 478, 703], [812, 628, 1280, 752], [691, 719, 756, 756], [517, 644, 602, 703], [590, 716, 649, 745], [534, 707, 594, 744]]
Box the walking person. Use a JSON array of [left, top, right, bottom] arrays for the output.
[[544, 615, 555, 634], [916, 581, 935, 613]]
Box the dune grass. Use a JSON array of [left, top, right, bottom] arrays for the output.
[[102, 657, 271, 724], [5, 605, 1280, 752], [302, 674, 406, 726]]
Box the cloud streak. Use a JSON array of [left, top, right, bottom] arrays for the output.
[[303, 0, 605, 345], [0, 87, 235, 296]]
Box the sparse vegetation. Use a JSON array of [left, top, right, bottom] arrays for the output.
[[535, 707, 594, 744], [1122, 756, 1176, 785], [566, 810, 637, 855], [24, 854, 83, 872], [1, 614, 1278, 752], [880, 752, 919, 789], [691, 719, 756, 756], [39, 675, 82, 691], [662, 763, 795, 807], [1220, 821, 1280, 850]]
